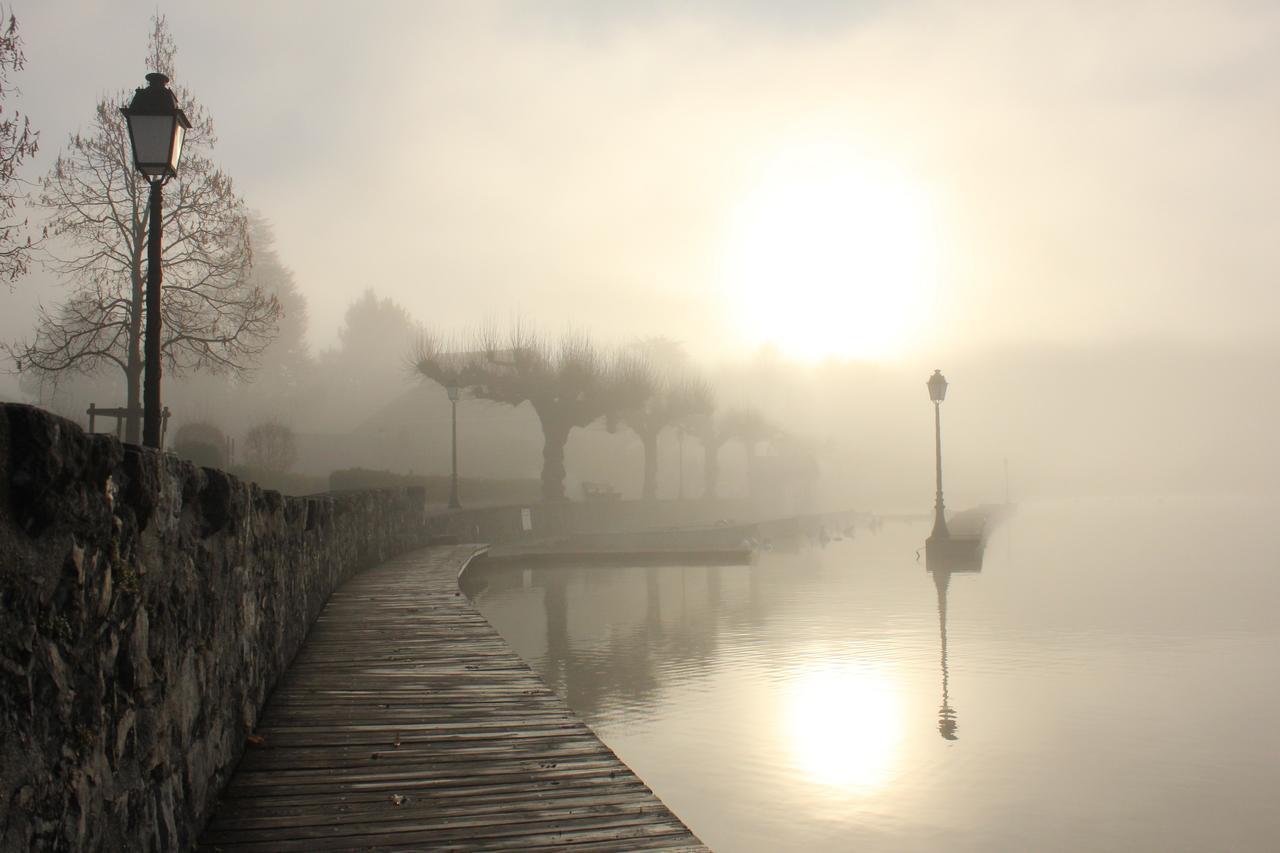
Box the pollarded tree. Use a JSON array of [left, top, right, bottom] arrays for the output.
[[413, 325, 651, 501], [720, 406, 781, 499], [7, 16, 277, 443], [617, 361, 714, 501], [692, 408, 725, 500], [0, 10, 39, 284]]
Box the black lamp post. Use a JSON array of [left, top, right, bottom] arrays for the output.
[[121, 72, 191, 449], [447, 383, 462, 509], [927, 369, 949, 540]]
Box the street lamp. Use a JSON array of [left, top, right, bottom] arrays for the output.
[[121, 72, 191, 449], [446, 383, 462, 509], [927, 369, 949, 540]]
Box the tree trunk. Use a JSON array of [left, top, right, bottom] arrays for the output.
[[702, 439, 721, 500], [124, 360, 143, 444], [640, 429, 659, 501], [540, 416, 571, 502]]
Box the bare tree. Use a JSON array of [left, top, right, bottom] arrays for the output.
[[0, 9, 39, 283], [413, 324, 649, 501], [243, 216, 310, 402], [617, 360, 714, 501], [692, 410, 726, 500], [242, 421, 298, 474], [628, 335, 689, 374], [6, 16, 277, 442], [720, 406, 780, 499]]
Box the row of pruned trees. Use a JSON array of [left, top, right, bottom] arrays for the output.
[[412, 326, 783, 502]]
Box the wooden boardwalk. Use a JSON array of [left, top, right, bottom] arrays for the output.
[[199, 545, 707, 852]]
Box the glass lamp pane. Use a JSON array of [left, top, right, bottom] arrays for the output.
[[928, 372, 947, 402], [169, 123, 186, 172], [129, 114, 176, 175]]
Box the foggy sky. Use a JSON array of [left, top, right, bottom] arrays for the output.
[[3, 2, 1279, 505], [6, 1, 1279, 361]]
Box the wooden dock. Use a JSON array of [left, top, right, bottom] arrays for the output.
[[198, 545, 707, 852]]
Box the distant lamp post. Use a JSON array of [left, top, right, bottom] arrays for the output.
[[447, 382, 462, 509], [927, 369, 949, 540], [121, 72, 191, 449]]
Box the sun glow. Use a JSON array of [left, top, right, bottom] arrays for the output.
[[720, 146, 940, 362], [784, 660, 904, 792]]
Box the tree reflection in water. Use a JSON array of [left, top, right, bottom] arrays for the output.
[[463, 557, 777, 722]]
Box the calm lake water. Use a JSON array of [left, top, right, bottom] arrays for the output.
[[463, 498, 1280, 852]]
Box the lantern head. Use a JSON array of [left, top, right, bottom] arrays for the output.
[[121, 73, 192, 179], [927, 369, 948, 403]]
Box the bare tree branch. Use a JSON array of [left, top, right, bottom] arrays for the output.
[[5, 15, 278, 442], [0, 10, 40, 283]]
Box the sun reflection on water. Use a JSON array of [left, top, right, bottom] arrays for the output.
[[784, 660, 905, 792]]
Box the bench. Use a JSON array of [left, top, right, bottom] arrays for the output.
[[581, 481, 621, 502]]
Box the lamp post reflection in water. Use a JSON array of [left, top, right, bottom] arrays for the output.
[[933, 567, 958, 740], [928, 550, 982, 741]]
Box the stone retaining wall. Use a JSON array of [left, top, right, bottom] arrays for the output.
[[0, 402, 765, 851], [0, 404, 434, 852]]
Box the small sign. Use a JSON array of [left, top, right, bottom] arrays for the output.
[[520, 507, 533, 531]]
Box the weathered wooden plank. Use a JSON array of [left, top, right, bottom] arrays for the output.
[[386, 837, 706, 853], [221, 766, 645, 800], [223, 756, 629, 789], [246, 724, 586, 741], [203, 799, 678, 843], [232, 741, 617, 772], [256, 708, 585, 725], [233, 743, 618, 770], [253, 717, 584, 732], [198, 545, 706, 852], [207, 778, 655, 814], [203, 814, 696, 852], [207, 786, 661, 827]]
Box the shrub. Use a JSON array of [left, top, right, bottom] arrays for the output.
[[228, 465, 326, 496], [329, 467, 418, 492], [174, 422, 227, 469], [328, 468, 541, 505]]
